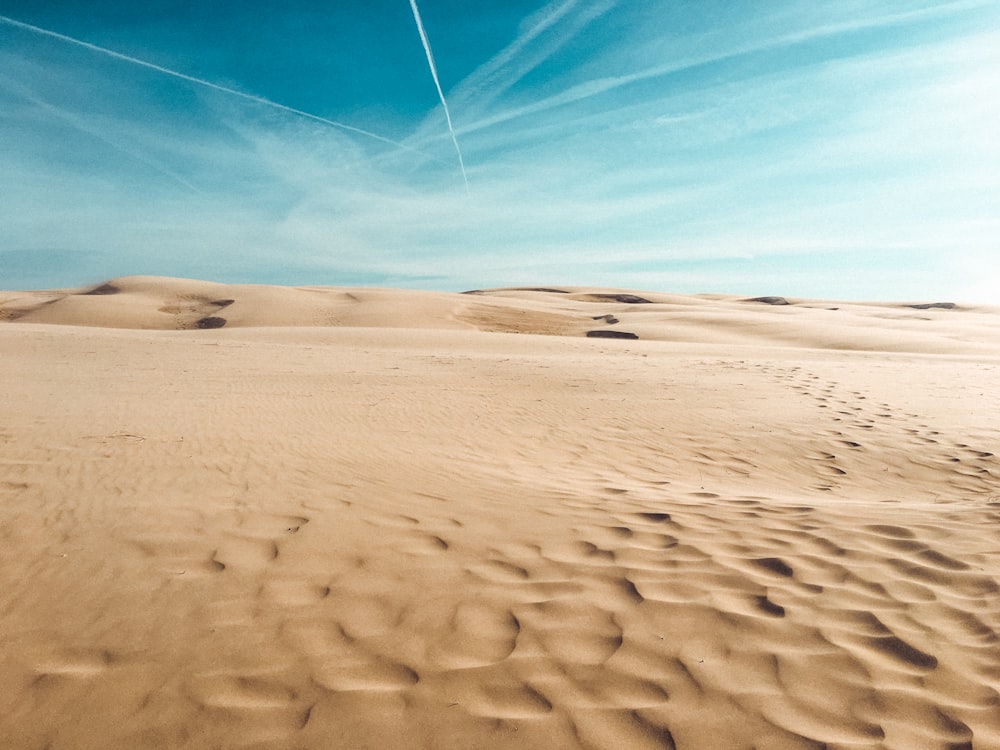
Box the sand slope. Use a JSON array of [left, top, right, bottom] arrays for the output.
[[1, 277, 999, 749], [3, 275, 999, 353]]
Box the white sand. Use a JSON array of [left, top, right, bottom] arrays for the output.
[[1, 276, 998, 749]]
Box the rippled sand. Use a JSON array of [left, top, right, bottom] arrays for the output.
[[2, 277, 999, 749]]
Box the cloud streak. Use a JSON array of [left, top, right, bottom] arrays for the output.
[[0, 77, 203, 194], [404, 0, 617, 151], [1, 1, 998, 302], [0, 14, 414, 153], [407, 0, 469, 192], [448, 0, 993, 139]]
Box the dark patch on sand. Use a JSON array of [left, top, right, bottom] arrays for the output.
[[82, 283, 120, 296], [636, 512, 672, 523], [586, 330, 639, 340], [461, 288, 569, 295], [590, 293, 652, 304], [195, 317, 227, 329], [867, 635, 938, 670], [909, 302, 956, 310], [592, 314, 620, 324], [755, 595, 786, 617], [754, 557, 794, 577], [747, 296, 790, 305]]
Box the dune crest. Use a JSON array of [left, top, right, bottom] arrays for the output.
[[2, 275, 999, 354], [1, 277, 999, 748]]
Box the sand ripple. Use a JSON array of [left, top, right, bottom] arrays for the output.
[[1, 279, 999, 748]]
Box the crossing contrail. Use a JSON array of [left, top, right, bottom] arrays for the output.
[[0, 14, 414, 152], [408, 0, 470, 193], [2, 79, 202, 193]]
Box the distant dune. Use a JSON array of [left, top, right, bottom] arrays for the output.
[[2, 275, 999, 354], [1, 276, 999, 749]]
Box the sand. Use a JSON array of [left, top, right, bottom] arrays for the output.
[[1, 276, 999, 749]]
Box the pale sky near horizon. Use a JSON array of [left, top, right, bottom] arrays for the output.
[[2, 1, 998, 302]]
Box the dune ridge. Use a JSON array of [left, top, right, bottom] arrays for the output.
[[1, 276, 999, 749], [3, 275, 1000, 353]]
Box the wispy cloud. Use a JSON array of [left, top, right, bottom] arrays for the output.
[[0, 78, 203, 194], [410, 0, 617, 134], [0, 14, 413, 151], [448, 0, 992, 139], [1, 1, 998, 300]]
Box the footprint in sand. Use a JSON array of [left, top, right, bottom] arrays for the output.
[[398, 530, 449, 555], [461, 682, 553, 719], [187, 672, 298, 710], [231, 512, 310, 538], [428, 602, 521, 669], [467, 558, 530, 583], [260, 577, 332, 606], [282, 619, 418, 692], [312, 656, 419, 692], [34, 649, 115, 679], [519, 599, 624, 665], [213, 536, 280, 571]]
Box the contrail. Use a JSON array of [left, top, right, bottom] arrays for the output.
[[0, 14, 414, 152], [408, 0, 469, 192], [3, 80, 202, 193]]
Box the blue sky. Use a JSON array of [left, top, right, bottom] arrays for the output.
[[2, 1, 998, 301]]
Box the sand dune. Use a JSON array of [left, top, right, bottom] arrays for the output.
[[1, 277, 999, 749], [3, 275, 999, 353]]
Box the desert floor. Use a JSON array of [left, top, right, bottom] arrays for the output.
[[1, 277, 999, 749]]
